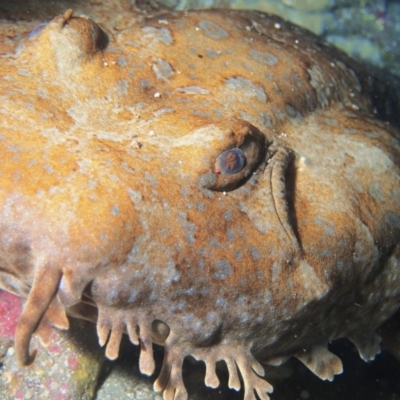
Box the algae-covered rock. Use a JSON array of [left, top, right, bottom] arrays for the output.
[[326, 35, 383, 66], [280, 0, 335, 12]]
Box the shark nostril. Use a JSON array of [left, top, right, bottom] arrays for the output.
[[151, 319, 170, 343]]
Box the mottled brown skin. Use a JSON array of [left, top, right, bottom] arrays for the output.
[[1, 8, 400, 400]]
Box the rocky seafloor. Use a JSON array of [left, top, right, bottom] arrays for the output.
[[2, 288, 400, 400]]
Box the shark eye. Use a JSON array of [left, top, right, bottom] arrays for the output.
[[215, 148, 246, 175], [199, 121, 267, 192]]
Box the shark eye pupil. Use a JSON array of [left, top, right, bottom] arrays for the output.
[[215, 148, 246, 175]]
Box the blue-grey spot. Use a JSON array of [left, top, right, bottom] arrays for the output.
[[214, 260, 232, 280], [118, 55, 127, 67], [127, 188, 142, 205], [325, 118, 338, 126], [227, 228, 234, 242], [366, 131, 381, 138], [177, 86, 209, 95], [238, 111, 254, 129], [128, 290, 138, 304], [273, 107, 286, 120], [17, 69, 30, 77], [216, 297, 227, 307], [200, 286, 208, 295], [107, 290, 119, 303], [271, 262, 280, 282], [175, 300, 186, 311], [43, 165, 53, 173], [369, 182, 384, 202], [305, 93, 316, 110], [324, 225, 335, 236], [139, 79, 151, 91], [225, 77, 267, 102], [154, 107, 174, 117], [88, 192, 98, 202], [210, 237, 221, 247], [241, 62, 253, 71], [172, 271, 181, 283], [205, 48, 222, 58], [145, 172, 158, 186], [121, 162, 134, 174], [149, 291, 158, 302], [123, 40, 139, 48], [320, 248, 331, 257], [285, 104, 302, 119], [249, 49, 278, 66], [116, 79, 129, 97], [153, 58, 174, 80], [37, 88, 48, 99], [386, 212, 400, 229], [139, 79, 151, 88], [162, 199, 170, 211], [223, 211, 232, 221], [206, 311, 218, 322], [141, 26, 173, 45], [111, 205, 120, 216], [314, 217, 335, 236], [187, 287, 196, 295], [186, 223, 196, 244], [291, 73, 302, 88], [197, 202, 205, 212], [198, 20, 228, 39], [250, 247, 260, 261], [240, 277, 248, 286], [264, 291, 272, 303], [192, 110, 210, 118], [214, 108, 223, 118], [261, 112, 272, 127], [240, 313, 251, 323]]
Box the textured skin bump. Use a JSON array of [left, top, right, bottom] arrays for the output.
[[1, 7, 400, 400]]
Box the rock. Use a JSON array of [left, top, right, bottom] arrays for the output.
[[326, 34, 383, 66], [0, 290, 105, 400], [280, 0, 335, 12]]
